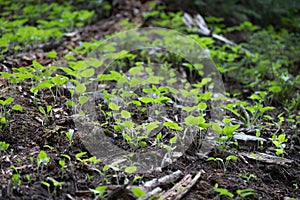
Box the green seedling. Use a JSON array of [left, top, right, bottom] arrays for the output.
[[0, 96, 14, 129], [90, 186, 108, 199], [214, 183, 234, 198], [236, 188, 256, 198], [0, 141, 10, 151], [58, 160, 66, 177], [212, 119, 240, 150], [11, 165, 22, 188], [46, 177, 64, 196], [37, 150, 50, 171], [132, 187, 146, 198], [207, 155, 237, 173], [272, 133, 288, 156], [38, 105, 52, 124], [65, 129, 74, 146]]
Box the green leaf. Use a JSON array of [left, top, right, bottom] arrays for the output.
[[36, 81, 52, 89], [0, 141, 10, 151], [212, 122, 222, 134], [163, 121, 183, 131], [214, 187, 234, 198], [108, 102, 119, 111], [268, 86, 281, 93], [46, 51, 57, 58], [226, 155, 237, 161], [4, 96, 14, 105], [184, 115, 199, 126], [236, 188, 256, 198], [139, 97, 154, 104], [140, 141, 147, 147], [32, 60, 44, 70], [169, 136, 177, 143], [146, 122, 160, 133], [75, 152, 87, 160], [121, 110, 131, 118], [80, 68, 94, 78], [198, 102, 207, 110], [129, 77, 143, 87], [93, 186, 108, 197], [223, 124, 240, 137], [129, 66, 143, 75], [79, 96, 89, 106], [145, 76, 164, 84], [125, 166, 137, 174], [38, 106, 46, 115], [75, 83, 86, 93], [12, 104, 23, 112], [46, 105, 52, 113], [37, 150, 50, 167], [66, 100, 76, 107], [131, 187, 146, 197]]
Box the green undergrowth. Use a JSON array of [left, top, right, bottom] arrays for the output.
[[0, 4, 299, 199], [0, 0, 111, 57]]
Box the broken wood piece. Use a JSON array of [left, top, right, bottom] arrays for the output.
[[183, 13, 252, 55], [143, 170, 183, 190], [161, 170, 205, 200], [240, 152, 294, 166]]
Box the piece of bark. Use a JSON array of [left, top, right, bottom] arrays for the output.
[[240, 152, 294, 166], [161, 170, 205, 200], [143, 170, 183, 190]]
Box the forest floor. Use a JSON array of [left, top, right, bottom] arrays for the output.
[[0, 1, 299, 199]]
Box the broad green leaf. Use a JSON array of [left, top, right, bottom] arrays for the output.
[[223, 124, 240, 137], [131, 187, 146, 197], [125, 166, 137, 174], [212, 122, 222, 134], [198, 102, 207, 110], [46, 51, 57, 58], [145, 122, 160, 133], [75, 83, 86, 93], [140, 97, 154, 104], [163, 121, 183, 131], [12, 104, 22, 112], [108, 102, 119, 111], [79, 96, 89, 105], [93, 186, 107, 197], [129, 77, 143, 87], [129, 66, 143, 75], [184, 115, 199, 126], [170, 136, 177, 143], [32, 60, 44, 70], [80, 68, 94, 78], [121, 110, 131, 118]]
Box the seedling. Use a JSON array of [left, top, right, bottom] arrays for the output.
[[37, 150, 50, 171], [212, 119, 240, 150], [214, 183, 234, 198], [38, 105, 52, 125], [64, 129, 74, 146], [0, 141, 10, 151], [207, 155, 237, 173], [46, 177, 64, 196], [11, 165, 21, 188], [272, 133, 288, 156], [90, 186, 108, 199]]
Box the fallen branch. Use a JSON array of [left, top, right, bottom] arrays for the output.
[[161, 170, 205, 200], [183, 13, 252, 55], [143, 170, 183, 190]]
